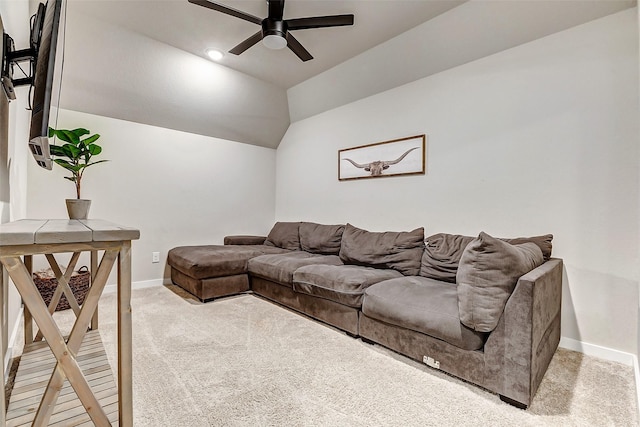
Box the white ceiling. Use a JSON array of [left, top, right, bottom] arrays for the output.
[[56, 0, 636, 148], [70, 0, 466, 89]]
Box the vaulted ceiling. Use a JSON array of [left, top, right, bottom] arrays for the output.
[[55, 0, 635, 148]]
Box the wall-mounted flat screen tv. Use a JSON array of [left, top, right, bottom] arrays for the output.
[[28, 0, 64, 170]]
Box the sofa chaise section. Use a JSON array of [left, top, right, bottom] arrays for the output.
[[167, 244, 288, 301]]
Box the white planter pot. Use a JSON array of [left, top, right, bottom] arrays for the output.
[[65, 199, 91, 220]]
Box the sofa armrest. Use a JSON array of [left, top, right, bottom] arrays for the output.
[[483, 258, 563, 407], [224, 235, 267, 245]]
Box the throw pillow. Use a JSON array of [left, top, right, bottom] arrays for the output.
[[299, 222, 345, 255], [264, 222, 301, 251], [339, 223, 424, 276], [457, 232, 544, 333]]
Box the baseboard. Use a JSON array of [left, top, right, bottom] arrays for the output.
[[559, 336, 635, 366], [4, 306, 23, 382], [103, 278, 165, 294]]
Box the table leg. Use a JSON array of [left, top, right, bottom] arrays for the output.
[[91, 250, 99, 330], [24, 255, 33, 345], [118, 241, 133, 427]]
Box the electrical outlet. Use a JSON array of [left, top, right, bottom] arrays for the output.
[[152, 252, 160, 263], [423, 356, 440, 369]]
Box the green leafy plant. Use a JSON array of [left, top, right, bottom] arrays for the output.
[[48, 127, 108, 199]]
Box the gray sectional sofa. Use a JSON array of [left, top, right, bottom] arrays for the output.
[[168, 221, 562, 409]]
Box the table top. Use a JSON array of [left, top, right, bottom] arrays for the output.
[[0, 219, 140, 246]]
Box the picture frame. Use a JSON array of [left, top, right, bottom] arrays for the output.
[[338, 134, 426, 181]]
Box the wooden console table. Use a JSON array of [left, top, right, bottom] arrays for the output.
[[0, 219, 140, 426]]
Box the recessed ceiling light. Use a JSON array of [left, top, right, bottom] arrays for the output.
[[205, 48, 224, 61]]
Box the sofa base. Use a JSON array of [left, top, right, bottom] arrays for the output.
[[251, 276, 360, 336], [359, 314, 486, 384], [170, 268, 250, 302]]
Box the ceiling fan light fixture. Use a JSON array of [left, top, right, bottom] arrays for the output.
[[263, 34, 287, 50]]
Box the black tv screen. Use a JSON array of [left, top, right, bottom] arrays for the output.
[[28, 0, 63, 170]]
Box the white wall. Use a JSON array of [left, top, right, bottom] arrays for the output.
[[27, 110, 277, 284], [0, 0, 36, 372], [287, 1, 634, 123], [277, 10, 639, 354], [60, 4, 290, 149], [637, 5, 640, 368]]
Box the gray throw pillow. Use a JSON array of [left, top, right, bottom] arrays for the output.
[[457, 232, 544, 333], [339, 224, 424, 276], [299, 222, 345, 255], [264, 222, 301, 251]]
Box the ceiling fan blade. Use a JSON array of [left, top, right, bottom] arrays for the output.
[[286, 33, 313, 62], [229, 31, 263, 55], [286, 14, 354, 31], [188, 0, 262, 25], [268, 0, 284, 21]]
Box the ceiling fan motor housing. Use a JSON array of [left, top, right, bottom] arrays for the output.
[[262, 19, 287, 38]]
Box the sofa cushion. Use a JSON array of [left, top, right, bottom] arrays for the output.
[[457, 232, 544, 333], [167, 245, 289, 279], [339, 224, 424, 276], [293, 265, 403, 308], [264, 222, 301, 251], [224, 235, 267, 245], [248, 252, 343, 286], [299, 222, 345, 255], [421, 233, 475, 283], [362, 276, 486, 351], [421, 233, 553, 283], [505, 234, 553, 261]]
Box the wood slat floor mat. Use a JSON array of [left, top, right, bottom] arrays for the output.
[[6, 330, 119, 426]]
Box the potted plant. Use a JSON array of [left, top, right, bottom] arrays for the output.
[[48, 127, 108, 219]]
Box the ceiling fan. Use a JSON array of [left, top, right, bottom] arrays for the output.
[[188, 0, 354, 62]]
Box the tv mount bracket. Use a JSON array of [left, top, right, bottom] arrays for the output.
[[1, 32, 36, 101]]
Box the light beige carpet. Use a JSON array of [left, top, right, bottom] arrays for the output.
[[18, 285, 638, 426]]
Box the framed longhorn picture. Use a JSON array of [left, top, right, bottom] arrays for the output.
[[338, 134, 426, 181]]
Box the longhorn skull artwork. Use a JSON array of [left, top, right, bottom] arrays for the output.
[[342, 147, 420, 176]]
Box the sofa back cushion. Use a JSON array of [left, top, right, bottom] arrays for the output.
[[339, 224, 424, 276], [264, 222, 301, 251], [504, 234, 553, 261], [421, 232, 553, 283], [299, 222, 345, 255], [457, 232, 544, 333], [421, 233, 475, 283]]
